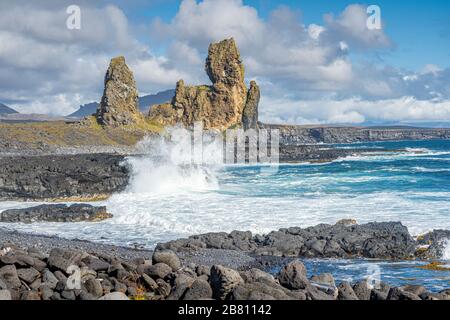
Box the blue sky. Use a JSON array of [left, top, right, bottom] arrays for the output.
[[0, 0, 449, 125], [118, 0, 450, 70]]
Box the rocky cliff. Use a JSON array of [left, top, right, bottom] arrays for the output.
[[148, 38, 260, 130], [96, 56, 144, 127], [262, 124, 450, 144]]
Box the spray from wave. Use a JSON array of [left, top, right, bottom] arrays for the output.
[[125, 126, 223, 194], [442, 239, 450, 260]]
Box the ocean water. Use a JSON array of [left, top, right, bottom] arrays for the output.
[[1, 138, 450, 290], [271, 259, 450, 292], [3, 139, 449, 248]]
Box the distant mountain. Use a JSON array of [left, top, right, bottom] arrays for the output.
[[0, 103, 19, 114], [67, 102, 99, 118], [67, 89, 175, 118], [138, 89, 175, 113]]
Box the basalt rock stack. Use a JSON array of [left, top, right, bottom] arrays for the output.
[[148, 38, 260, 130], [96, 56, 144, 127]]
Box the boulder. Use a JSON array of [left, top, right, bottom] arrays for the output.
[[156, 279, 171, 298], [310, 273, 335, 288], [145, 263, 172, 280], [98, 292, 129, 300], [0, 204, 112, 223], [17, 267, 40, 284], [0, 265, 21, 289], [20, 291, 41, 300], [278, 261, 309, 290], [184, 279, 213, 300], [210, 265, 244, 300], [96, 56, 143, 127], [167, 273, 194, 300], [0, 289, 11, 300], [240, 268, 275, 284], [401, 284, 427, 296], [81, 255, 110, 272], [84, 278, 103, 298], [353, 280, 372, 300], [141, 274, 158, 291], [152, 250, 181, 271], [305, 284, 335, 300], [337, 282, 359, 300], [387, 287, 421, 300], [231, 278, 305, 300], [47, 248, 83, 272]]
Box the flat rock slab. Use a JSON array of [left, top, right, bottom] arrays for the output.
[[0, 204, 112, 223], [0, 153, 129, 201]]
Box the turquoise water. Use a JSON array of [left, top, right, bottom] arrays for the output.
[[269, 259, 450, 292], [220, 140, 450, 197]]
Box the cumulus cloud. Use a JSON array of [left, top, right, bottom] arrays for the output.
[[0, 0, 449, 125], [322, 4, 392, 50], [0, 1, 184, 115], [150, 0, 450, 125], [260, 96, 450, 125]]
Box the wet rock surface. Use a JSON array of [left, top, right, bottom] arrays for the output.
[[0, 153, 129, 201], [158, 221, 419, 260], [0, 204, 112, 223]]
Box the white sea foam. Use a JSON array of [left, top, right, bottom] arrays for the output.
[[405, 148, 431, 153], [442, 239, 450, 260], [127, 128, 223, 194], [1, 190, 449, 248]]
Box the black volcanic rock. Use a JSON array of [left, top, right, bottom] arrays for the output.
[[0, 204, 112, 223], [158, 221, 418, 260], [0, 154, 129, 200], [262, 124, 450, 144]]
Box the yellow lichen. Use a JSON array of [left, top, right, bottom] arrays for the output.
[[417, 262, 450, 272], [48, 194, 111, 203]]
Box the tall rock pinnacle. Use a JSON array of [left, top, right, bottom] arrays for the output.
[[242, 80, 260, 130], [96, 56, 143, 127], [148, 38, 259, 130]]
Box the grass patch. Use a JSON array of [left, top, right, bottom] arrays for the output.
[[0, 115, 163, 150]]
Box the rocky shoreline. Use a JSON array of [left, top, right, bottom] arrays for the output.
[[0, 204, 112, 223], [0, 146, 414, 201], [0, 154, 130, 201], [265, 124, 450, 145], [1, 221, 449, 300], [158, 220, 448, 260]]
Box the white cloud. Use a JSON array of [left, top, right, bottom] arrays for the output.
[[1, 0, 449, 126], [0, 2, 183, 115], [260, 96, 450, 125], [323, 4, 392, 50]]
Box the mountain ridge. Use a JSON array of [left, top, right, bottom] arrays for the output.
[[0, 103, 19, 114], [67, 89, 175, 118]]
